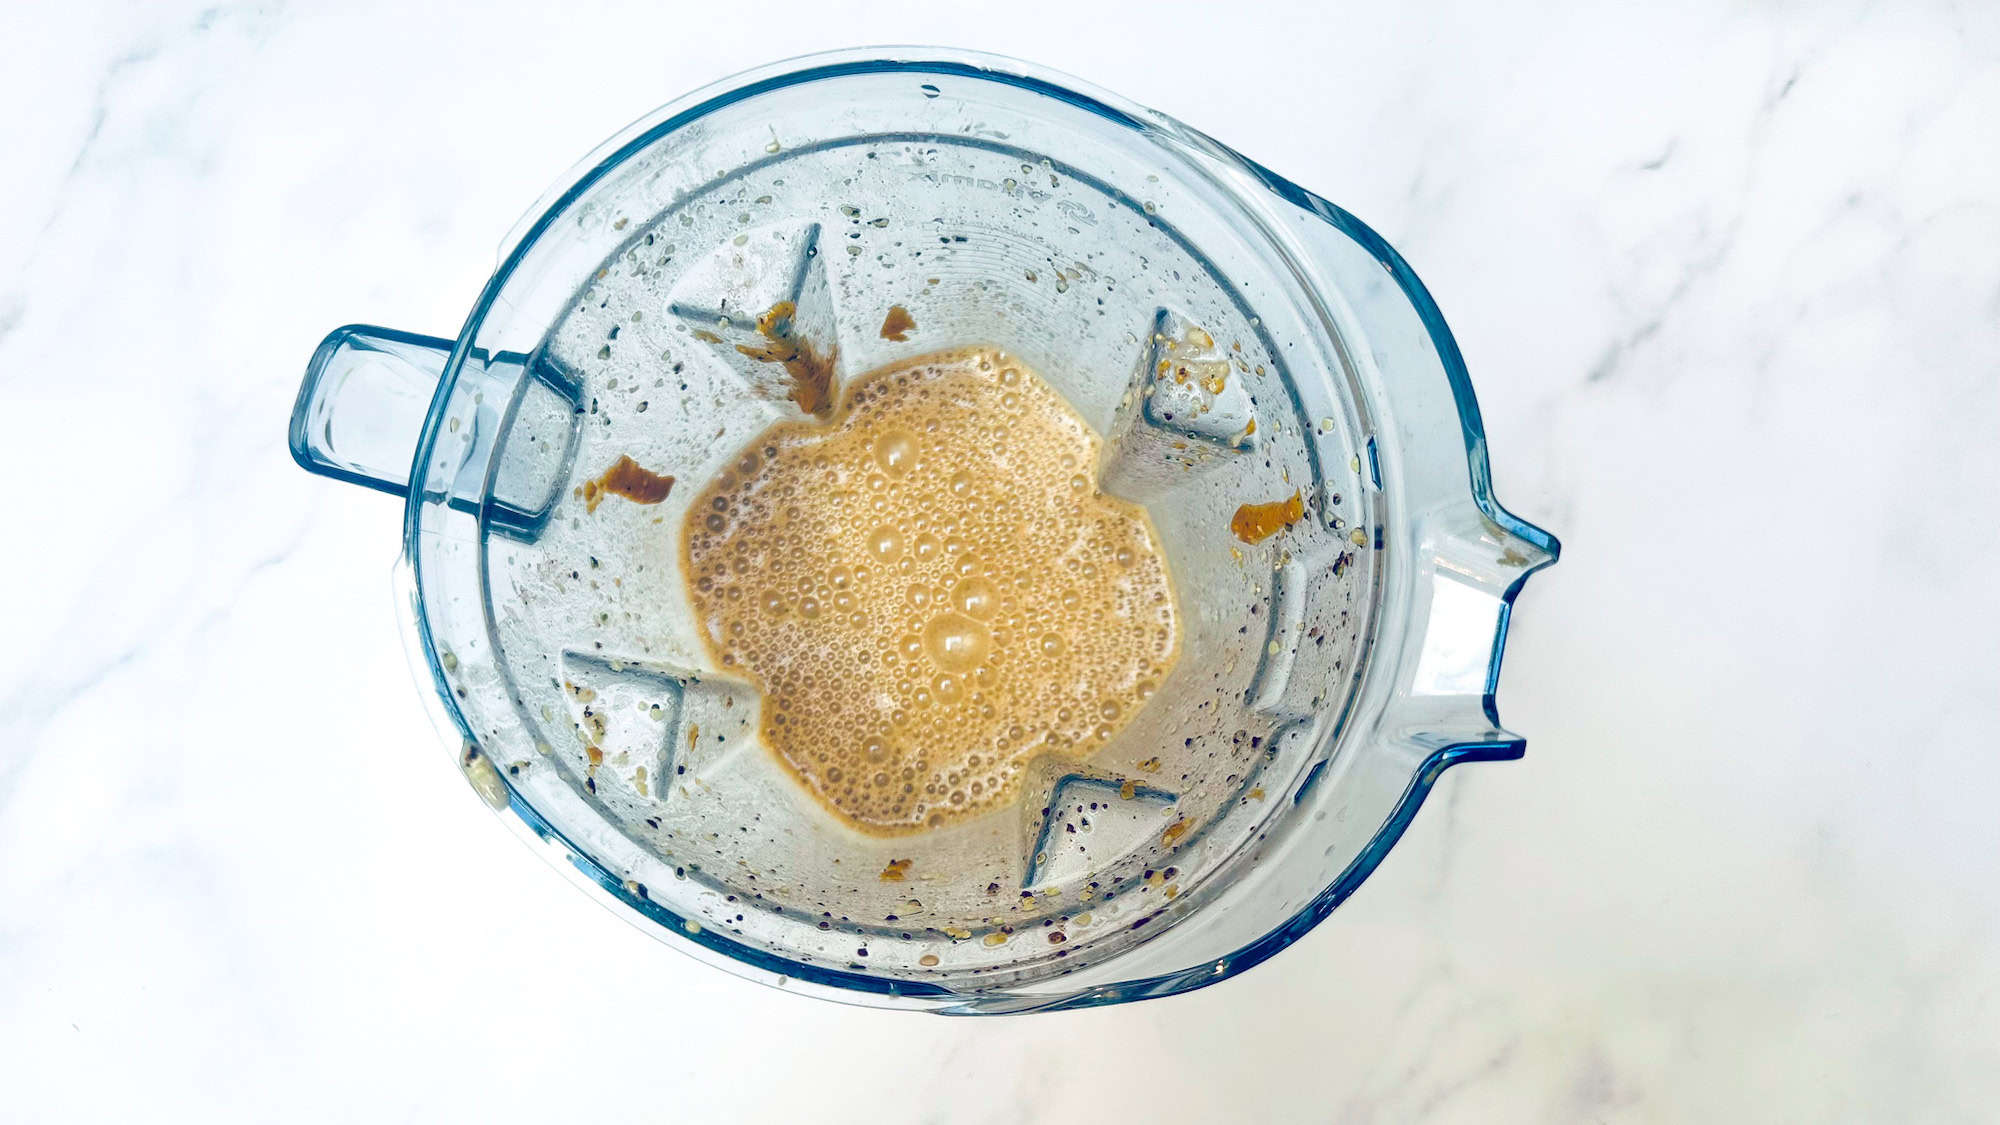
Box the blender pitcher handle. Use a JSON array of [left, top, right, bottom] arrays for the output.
[[289, 325, 454, 497]]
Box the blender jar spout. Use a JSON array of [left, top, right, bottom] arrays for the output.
[[289, 325, 454, 497]]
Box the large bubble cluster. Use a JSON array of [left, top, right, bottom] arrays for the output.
[[683, 347, 1180, 834]]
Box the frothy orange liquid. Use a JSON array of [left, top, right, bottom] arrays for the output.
[[682, 347, 1179, 834]]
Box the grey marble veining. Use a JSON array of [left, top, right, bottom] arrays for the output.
[[3, 0, 1996, 1120]]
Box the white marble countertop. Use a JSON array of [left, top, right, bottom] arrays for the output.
[[4, 1, 1996, 1120]]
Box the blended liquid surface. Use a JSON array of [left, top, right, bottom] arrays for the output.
[[683, 347, 1179, 834]]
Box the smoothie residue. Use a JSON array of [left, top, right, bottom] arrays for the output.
[[735, 300, 837, 418], [1229, 490, 1304, 544], [582, 454, 675, 513], [879, 305, 916, 342]]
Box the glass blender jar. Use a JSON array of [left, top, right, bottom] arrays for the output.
[[289, 48, 1559, 1013]]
